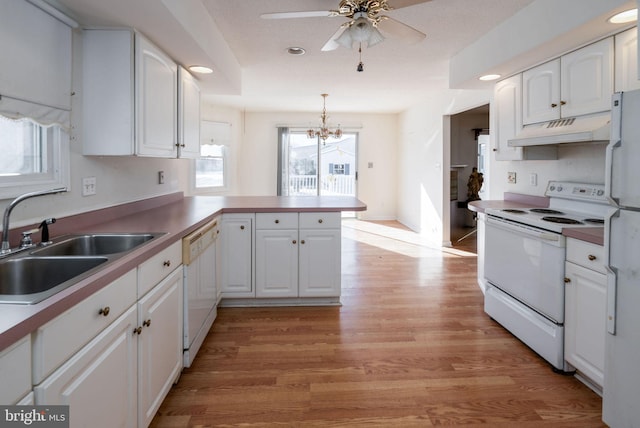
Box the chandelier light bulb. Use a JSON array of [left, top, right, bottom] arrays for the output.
[[307, 94, 342, 143]]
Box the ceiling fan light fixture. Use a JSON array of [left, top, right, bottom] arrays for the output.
[[335, 16, 385, 48]]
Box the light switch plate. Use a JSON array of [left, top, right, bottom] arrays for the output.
[[82, 177, 96, 196], [507, 171, 516, 184]]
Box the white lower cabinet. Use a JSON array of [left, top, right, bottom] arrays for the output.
[[253, 212, 341, 300], [0, 335, 31, 405], [137, 267, 183, 428], [34, 306, 138, 428], [220, 214, 254, 297], [564, 238, 606, 390], [33, 241, 184, 428]]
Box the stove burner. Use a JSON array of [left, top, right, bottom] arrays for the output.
[[530, 208, 564, 215], [502, 209, 527, 214], [584, 218, 605, 224], [542, 216, 583, 224]]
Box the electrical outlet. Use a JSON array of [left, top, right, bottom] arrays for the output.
[[507, 171, 517, 184], [530, 173, 538, 186], [158, 171, 165, 184], [82, 176, 96, 196]]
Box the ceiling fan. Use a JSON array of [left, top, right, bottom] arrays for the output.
[[261, 0, 430, 52]]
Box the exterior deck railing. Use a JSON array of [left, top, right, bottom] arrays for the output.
[[289, 175, 355, 196]]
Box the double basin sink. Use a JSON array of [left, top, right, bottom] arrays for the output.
[[0, 233, 164, 304]]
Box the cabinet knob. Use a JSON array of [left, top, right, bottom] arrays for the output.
[[292, 240, 297, 244], [560, 100, 566, 106], [492, 148, 497, 152], [551, 103, 558, 108], [275, 219, 280, 224], [163, 260, 171, 267], [133, 326, 142, 335], [143, 319, 151, 328], [301, 240, 305, 244], [588, 254, 597, 261], [98, 306, 110, 317], [240, 225, 245, 230], [318, 219, 323, 224], [564, 277, 571, 283]]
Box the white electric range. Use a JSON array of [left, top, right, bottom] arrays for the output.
[[483, 181, 608, 372]]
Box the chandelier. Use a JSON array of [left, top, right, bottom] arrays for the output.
[[307, 94, 342, 142]]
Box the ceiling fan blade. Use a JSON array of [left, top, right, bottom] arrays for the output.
[[321, 26, 348, 51], [377, 16, 425, 43], [261, 10, 335, 19], [387, 0, 432, 9]]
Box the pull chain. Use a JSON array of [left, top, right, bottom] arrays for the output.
[[357, 43, 364, 72]]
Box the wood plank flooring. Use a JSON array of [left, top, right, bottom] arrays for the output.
[[151, 220, 605, 427]]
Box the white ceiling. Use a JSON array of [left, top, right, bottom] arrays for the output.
[[45, 0, 629, 113]]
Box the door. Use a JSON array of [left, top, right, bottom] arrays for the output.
[[279, 130, 357, 199]]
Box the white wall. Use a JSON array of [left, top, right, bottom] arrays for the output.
[[487, 143, 607, 199], [397, 89, 492, 246], [234, 111, 398, 221]]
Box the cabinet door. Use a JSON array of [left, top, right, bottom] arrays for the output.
[[137, 267, 183, 428], [178, 67, 201, 159], [255, 229, 299, 298], [34, 306, 138, 428], [299, 229, 341, 297], [492, 75, 523, 161], [523, 59, 560, 124], [0, 335, 31, 405], [220, 215, 254, 297], [564, 262, 606, 387], [615, 28, 640, 92], [135, 34, 178, 158], [561, 37, 614, 118]]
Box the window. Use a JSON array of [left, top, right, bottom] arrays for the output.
[[0, 115, 69, 199], [194, 120, 230, 190], [195, 144, 226, 188]]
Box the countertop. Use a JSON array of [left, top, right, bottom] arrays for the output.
[[0, 194, 366, 351]]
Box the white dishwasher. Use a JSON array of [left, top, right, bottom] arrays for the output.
[[182, 218, 219, 367]]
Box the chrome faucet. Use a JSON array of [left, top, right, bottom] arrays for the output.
[[1, 188, 67, 255]]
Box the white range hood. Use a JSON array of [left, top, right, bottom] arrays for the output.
[[508, 112, 611, 147]]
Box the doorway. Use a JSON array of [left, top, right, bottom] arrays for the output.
[[278, 130, 358, 202], [448, 105, 489, 246]]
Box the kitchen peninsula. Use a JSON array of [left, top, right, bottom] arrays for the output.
[[0, 193, 367, 351]]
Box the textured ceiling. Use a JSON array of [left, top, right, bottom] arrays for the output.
[[50, 0, 541, 112]]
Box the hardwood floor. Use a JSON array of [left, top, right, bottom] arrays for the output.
[[151, 220, 605, 427]]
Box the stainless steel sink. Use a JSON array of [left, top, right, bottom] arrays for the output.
[[31, 233, 161, 256], [0, 232, 164, 304], [0, 256, 108, 304]]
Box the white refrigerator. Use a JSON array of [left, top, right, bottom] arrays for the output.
[[603, 89, 640, 427]]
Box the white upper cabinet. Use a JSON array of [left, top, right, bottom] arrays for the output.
[[493, 75, 524, 161], [82, 30, 178, 157], [522, 59, 560, 124], [523, 37, 614, 124], [615, 28, 640, 92], [178, 67, 201, 159]]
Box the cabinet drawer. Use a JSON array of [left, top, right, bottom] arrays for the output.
[[138, 241, 182, 297], [566, 238, 605, 274], [299, 212, 341, 229], [0, 335, 31, 404], [256, 212, 298, 229], [33, 269, 137, 385]]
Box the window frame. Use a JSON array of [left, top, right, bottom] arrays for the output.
[[0, 118, 70, 200]]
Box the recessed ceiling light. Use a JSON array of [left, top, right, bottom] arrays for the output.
[[608, 9, 638, 24], [287, 47, 306, 56], [189, 65, 213, 74], [479, 74, 501, 81]]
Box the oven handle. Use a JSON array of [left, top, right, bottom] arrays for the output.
[[486, 215, 563, 243]]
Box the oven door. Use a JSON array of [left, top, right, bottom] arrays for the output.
[[485, 215, 566, 323]]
